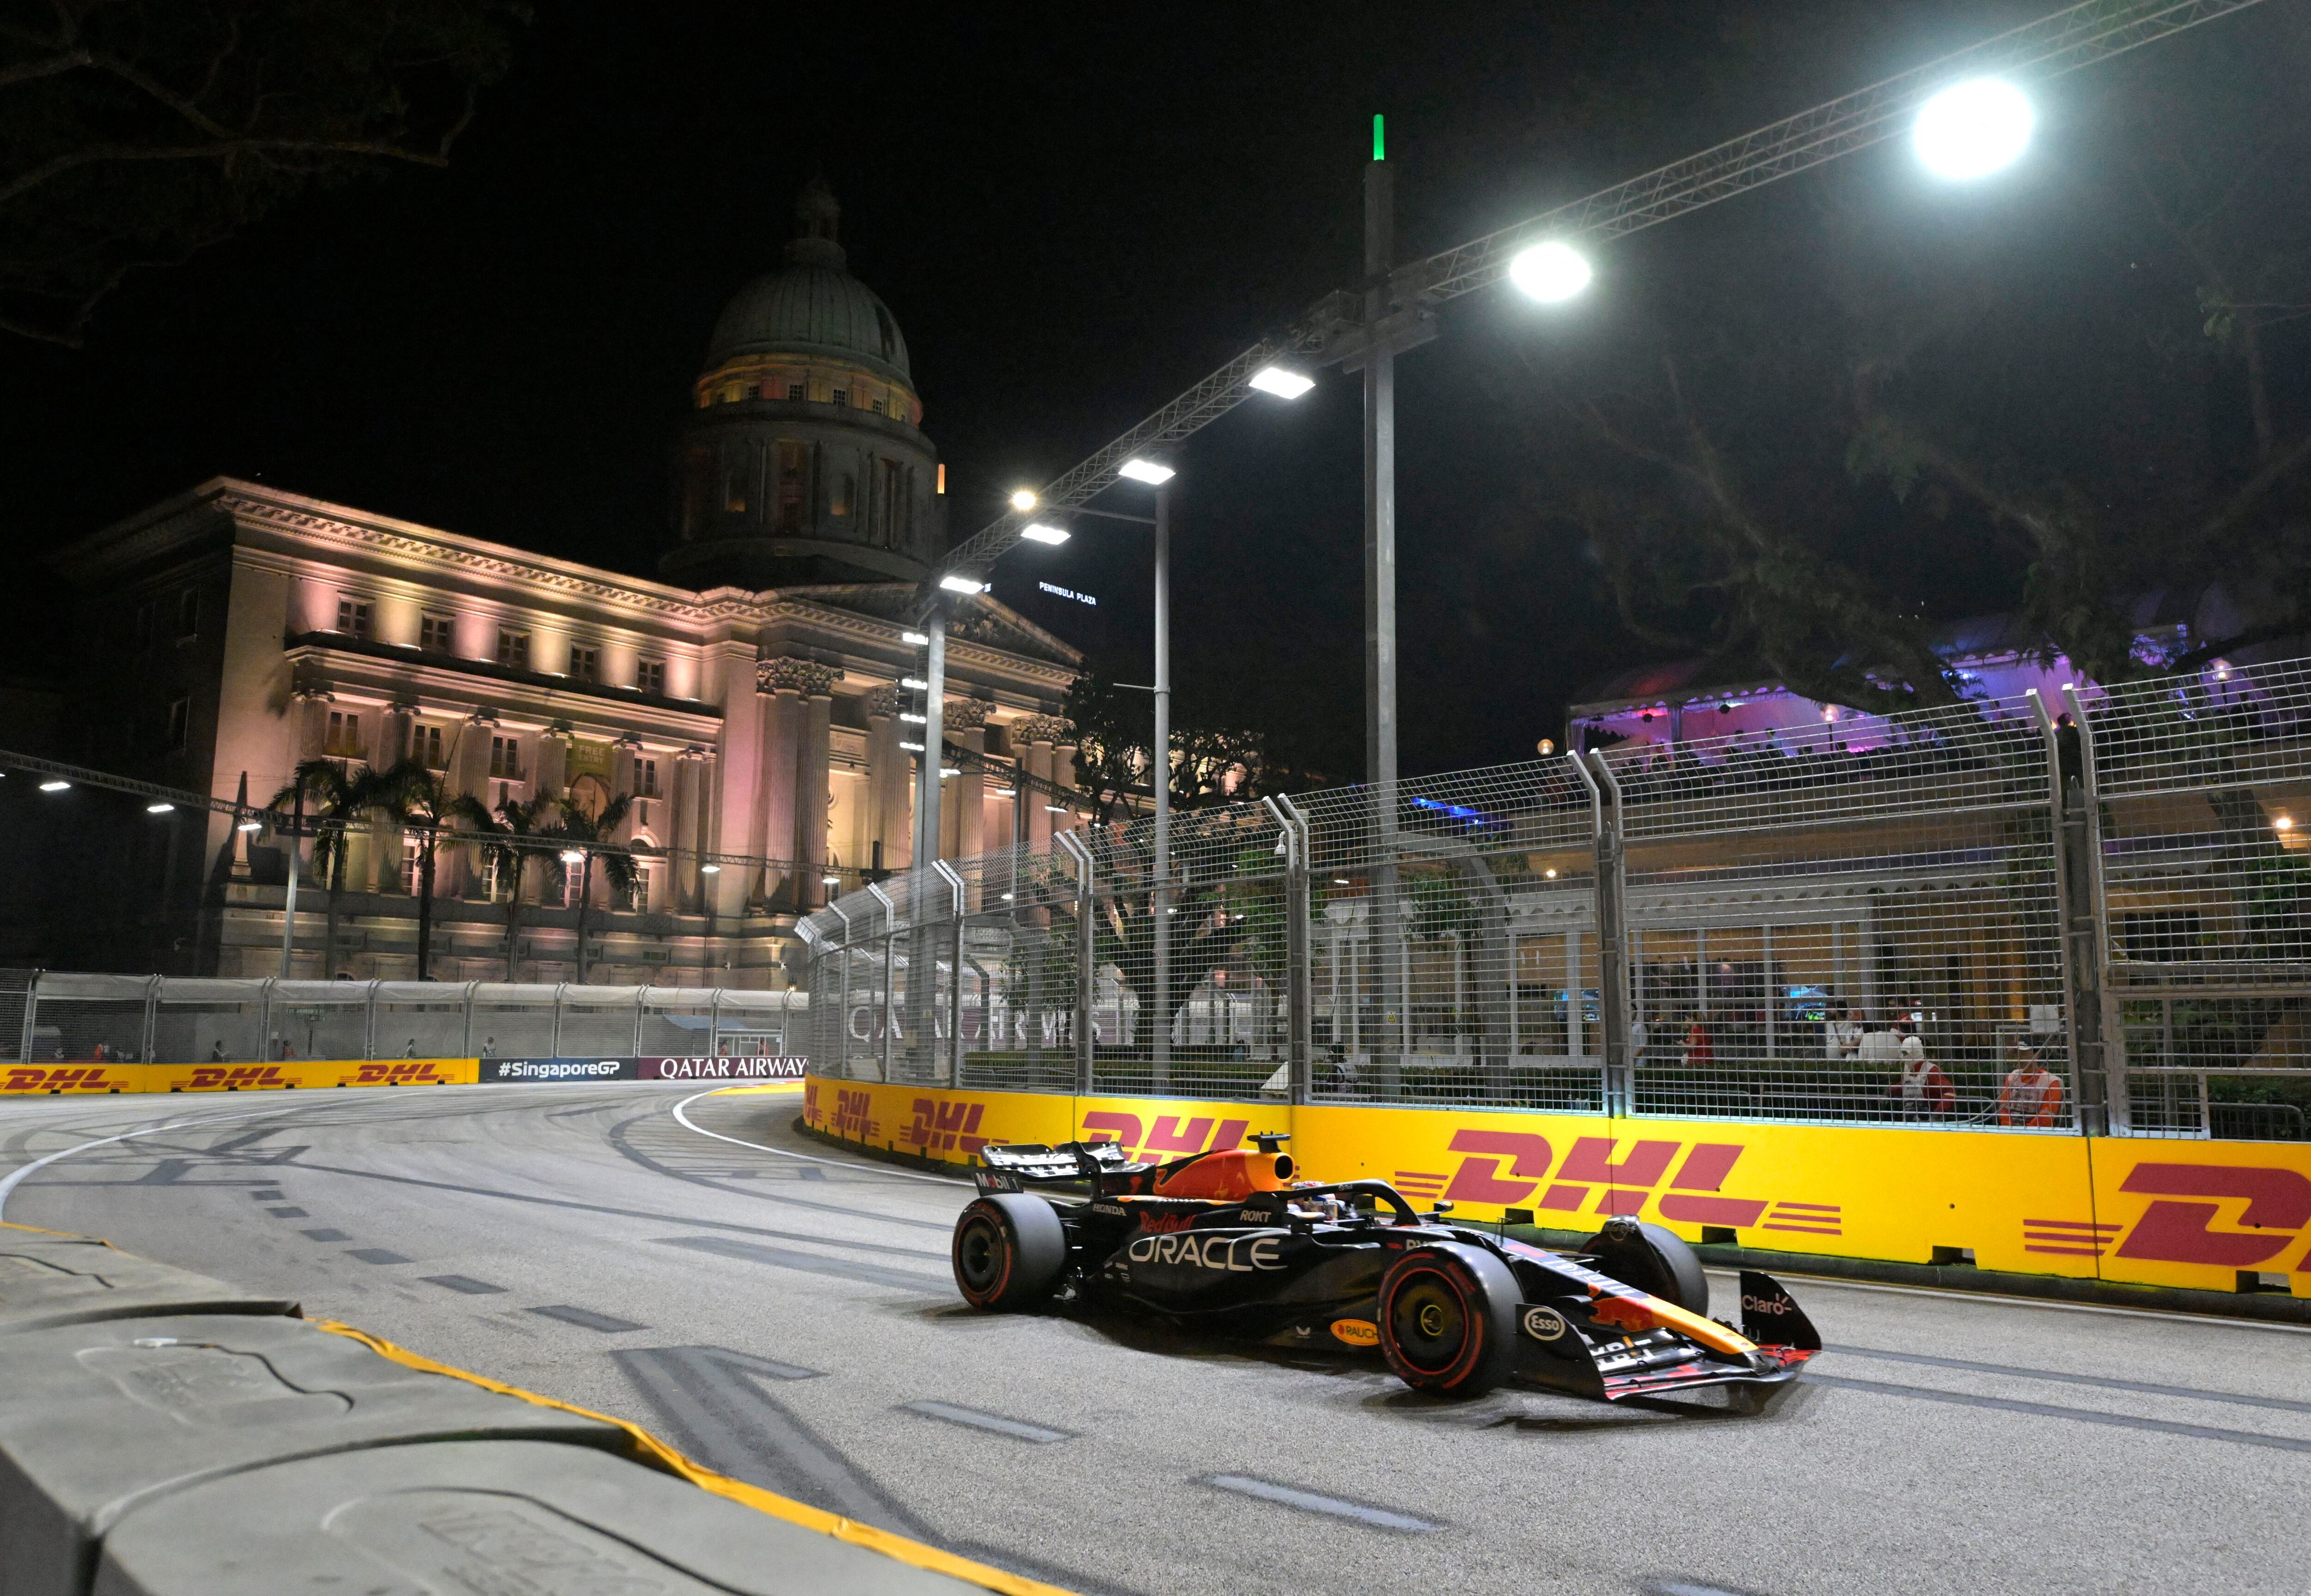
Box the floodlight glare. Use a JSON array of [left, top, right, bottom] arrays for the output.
[[1914, 78, 2033, 180], [237, 820, 263, 833], [1508, 240, 1592, 303], [1118, 458, 1175, 485], [37, 780, 69, 792], [1009, 488, 1039, 511], [1020, 523, 1069, 544], [559, 849, 585, 865], [900, 740, 926, 752], [1248, 365, 1315, 400], [901, 676, 928, 689], [939, 573, 989, 594], [822, 873, 841, 884], [700, 863, 721, 875], [903, 630, 930, 646], [900, 712, 927, 724], [146, 802, 175, 814]]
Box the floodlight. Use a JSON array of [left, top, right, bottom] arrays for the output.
[[1010, 488, 1039, 511], [900, 740, 926, 752], [1249, 365, 1315, 399], [901, 676, 928, 689], [37, 780, 69, 792], [900, 712, 927, 724], [2277, 816, 2296, 833], [939, 573, 989, 594], [1046, 804, 1070, 814], [1508, 240, 1592, 303], [1020, 523, 1069, 544], [903, 630, 930, 646], [1118, 458, 1175, 485], [236, 819, 263, 833], [1914, 78, 2033, 180], [146, 802, 175, 814], [700, 863, 721, 875], [822, 874, 841, 884], [941, 768, 960, 778], [559, 849, 585, 865]]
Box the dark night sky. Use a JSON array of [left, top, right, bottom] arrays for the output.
[[1, 0, 2284, 782]]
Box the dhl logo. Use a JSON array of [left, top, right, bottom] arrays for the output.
[[1400, 1131, 1840, 1237], [190, 1065, 293, 1090], [903, 1097, 989, 1157], [2046, 1162, 2311, 1273], [1081, 1111, 1253, 1164], [348, 1062, 450, 1086], [826, 1087, 880, 1145], [2, 1065, 127, 1093]]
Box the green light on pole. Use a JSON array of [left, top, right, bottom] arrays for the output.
[[1372, 114, 1384, 162]]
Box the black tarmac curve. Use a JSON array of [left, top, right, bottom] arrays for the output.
[[2, 1083, 2303, 1596]]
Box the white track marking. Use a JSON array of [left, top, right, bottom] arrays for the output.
[[1705, 1267, 2311, 1336], [671, 1090, 967, 1186], [0, 1102, 306, 1220]]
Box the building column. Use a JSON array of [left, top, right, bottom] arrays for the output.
[[864, 685, 908, 873], [1017, 715, 1069, 850], [758, 658, 826, 904], [947, 700, 990, 862], [671, 745, 707, 909], [798, 669, 840, 905], [707, 640, 760, 918], [452, 713, 496, 901], [294, 687, 333, 763], [1052, 727, 1081, 832], [535, 723, 572, 803], [376, 701, 418, 893]]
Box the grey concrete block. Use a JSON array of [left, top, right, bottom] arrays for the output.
[[0, 1315, 627, 1596], [93, 1439, 994, 1596], [0, 1234, 295, 1338]]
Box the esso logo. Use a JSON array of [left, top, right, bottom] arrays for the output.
[[1522, 1306, 1568, 1342]]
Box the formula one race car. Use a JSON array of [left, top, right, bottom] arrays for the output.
[[952, 1133, 1819, 1405]]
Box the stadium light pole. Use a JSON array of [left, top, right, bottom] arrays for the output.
[[1115, 456, 1178, 1083]]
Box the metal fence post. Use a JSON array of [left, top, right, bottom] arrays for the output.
[[257, 976, 273, 1063], [17, 970, 38, 1063], [141, 975, 159, 1065], [2060, 683, 2122, 1133], [461, 980, 478, 1056], [549, 981, 568, 1058], [867, 883, 897, 1083], [1056, 829, 1095, 1096], [363, 979, 380, 1061], [631, 985, 648, 1056], [934, 859, 966, 1086], [709, 985, 724, 1061], [1267, 795, 1314, 1106], [1578, 751, 1632, 1117]]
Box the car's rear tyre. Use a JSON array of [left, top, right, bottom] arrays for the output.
[[1377, 1243, 1519, 1399], [952, 1194, 1066, 1310], [1577, 1218, 1709, 1317]]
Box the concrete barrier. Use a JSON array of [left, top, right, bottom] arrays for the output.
[[0, 1230, 294, 1336], [91, 1438, 994, 1596], [0, 1314, 626, 1596]]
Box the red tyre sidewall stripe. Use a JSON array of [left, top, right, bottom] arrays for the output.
[[954, 1204, 1013, 1307], [1384, 1258, 1485, 1386]]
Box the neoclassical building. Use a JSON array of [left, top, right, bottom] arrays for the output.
[[50, 182, 1086, 987]]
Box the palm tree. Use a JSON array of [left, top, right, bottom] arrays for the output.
[[368, 760, 461, 980], [447, 792, 554, 981], [269, 758, 380, 979], [539, 792, 637, 984]]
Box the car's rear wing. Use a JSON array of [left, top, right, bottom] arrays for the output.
[[973, 1140, 1146, 1193]]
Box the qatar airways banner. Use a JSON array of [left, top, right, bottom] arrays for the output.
[[479, 1056, 807, 1084]]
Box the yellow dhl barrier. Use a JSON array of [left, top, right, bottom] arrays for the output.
[[0, 1059, 479, 1094], [801, 1073, 2311, 1301]]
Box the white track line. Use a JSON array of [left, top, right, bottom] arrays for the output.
[[671, 1090, 967, 1186], [0, 1101, 307, 1221], [1704, 1266, 2311, 1336]]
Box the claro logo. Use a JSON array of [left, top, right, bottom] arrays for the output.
[[1126, 1232, 1284, 1273]]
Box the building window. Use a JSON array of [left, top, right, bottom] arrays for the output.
[[621, 863, 654, 913], [831, 472, 853, 518], [636, 757, 660, 798], [325, 711, 364, 758], [723, 460, 748, 514], [177, 589, 200, 639], [419, 613, 454, 652], [636, 658, 666, 696], [415, 724, 447, 769], [335, 597, 371, 640], [497, 629, 531, 670], [570, 645, 600, 682], [401, 833, 426, 895], [165, 698, 190, 752], [776, 441, 809, 532], [877, 458, 907, 547], [489, 735, 521, 779], [786, 382, 803, 401], [831, 388, 848, 408]]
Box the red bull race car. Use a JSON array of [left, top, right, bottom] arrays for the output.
[[952, 1133, 1819, 1404]]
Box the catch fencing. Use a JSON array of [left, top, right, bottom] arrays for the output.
[[799, 655, 2311, 1143], [0, 972, 803, 1065]]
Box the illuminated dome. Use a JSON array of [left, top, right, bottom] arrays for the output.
[[700, 178, 911, 388]]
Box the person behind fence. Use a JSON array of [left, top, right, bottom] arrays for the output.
[[1683, 1013, 1712, 1069], [1826, 1005, 1864, 1066], [1887, 1021, 1953, 1118], [1999, 1043, 2066, 1127]]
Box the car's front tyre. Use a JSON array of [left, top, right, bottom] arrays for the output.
[[1377, 1243, 1519, 1398], [952, 1194, 1067, 1310]]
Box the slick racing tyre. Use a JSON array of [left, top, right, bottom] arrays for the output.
[[952, 1194, 1067, 1310], [1578, 1218, 1709, 1317], [1377, 1243, 1520, 1399]]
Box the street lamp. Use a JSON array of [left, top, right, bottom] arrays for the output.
[[938, 573, 989, 594], [1009, 488, 1039, 511], [1508, 240, 1593, 302], [1914, 78, 2034, 180], [1118, 458, 1175, 485], [1249, 365, 1315, 399], [37, 780, 68, 792], [145, 802, 174, 814], [1020, 523, 1070, 544]]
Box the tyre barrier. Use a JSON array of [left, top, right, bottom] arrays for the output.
[[0, 1224, 1069, 1596]]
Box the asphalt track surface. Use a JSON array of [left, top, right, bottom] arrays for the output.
[[2, 1084, 2302, 1596]]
